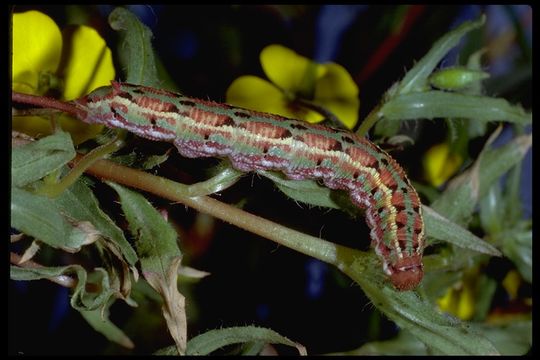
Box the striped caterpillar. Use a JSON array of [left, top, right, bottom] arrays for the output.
[[18, 81, 426, 291]]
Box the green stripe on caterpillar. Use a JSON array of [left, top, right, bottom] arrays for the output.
[[16, 81, 426, 291]]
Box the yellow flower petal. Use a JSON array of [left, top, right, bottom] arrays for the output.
[[12, 22, 114, 144], [314, 63, 360, 129], [301, 109, 325, 124], [423, 143, 463, 187], [11, 116, 54, 139], [12, 11, 62, 95], [315, 63, 359, 99], [226, 75, 324, 123], [260, 44, 324, 94], [60, 25, 116, 100], [56, 25, 115, 143], [455, 283, 475, 320], [229, 45, 360, 128], [437, 283, 475, 321], [502, 270, 521, 300], [58, 114, 105, 145], [226, 75, 295, 118]]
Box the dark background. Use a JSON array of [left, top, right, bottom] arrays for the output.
[[9, 5, 532, 355]]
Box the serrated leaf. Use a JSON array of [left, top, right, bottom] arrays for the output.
[[431, 134, 531, 224], [12, 131, 76, 187], [422, 205, 500, 256], [183, 326, 307, 355], [10, 264, 117, 311], [380, 91, 531, 125], [346, 254, 499, 355], [259, 170, 359, 216], [55, 177, 138, 266], [108, 7, 160, 87], [260, 170, 339, 208], [477, 135, 531, 198], [397, 16, 485, 95], [80, 307, 134, 349], [108, 182, 186, 354], [11, 187, 99, 252]]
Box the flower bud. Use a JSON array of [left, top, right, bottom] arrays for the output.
[[429, 66, 489, 91]]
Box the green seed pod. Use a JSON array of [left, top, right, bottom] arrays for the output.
[[429, 66, 489, 91]]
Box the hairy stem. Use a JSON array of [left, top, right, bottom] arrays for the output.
[[35, 132, 127, 198], [356, 103, 382, 137], [12, 91, 87, 119], [81, 155, 362, 272]]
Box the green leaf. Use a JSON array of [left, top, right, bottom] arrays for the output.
[[471, 320, 532, 355], [108, 182, 186, 354], [80, 307, 134, 349], [184, 326, 307, 355], [464, 48, 488, 97], [10, 265, 117, 311], [11, 187, 99, 252], [379, 91, 531, 125], [108, 7, 160, 87], [479, 182, 505, 235], [345, 254, 499, 355], [431, 178, 478, 227], [472, 274, 498, 321], [141, 152, 170, 170], [477, 134, 531, 199], [186, 162, 243, 196], [373, 117, 401, 138], [500, 228, 532, 283], [501, 129, 527, 224], [240, 341, 267, 355], [55, 177, 138, 266], [422, 205, 501, 256], [259, 170, 358, 216], [396, 16, 485, 95], [12, 131, 75, 187], [337, 330, 428, 355], [431, 134, 531, 224]]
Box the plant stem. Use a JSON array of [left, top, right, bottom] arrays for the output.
[[356, 103, 382, 137], [83, 155, 363, 272], [35, 133, 127, 198], [12, 91, 86, 119]]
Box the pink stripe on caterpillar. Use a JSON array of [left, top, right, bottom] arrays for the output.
[[74, 81, 425, 291]]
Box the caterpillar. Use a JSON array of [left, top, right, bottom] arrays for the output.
[[20, 81, 426, 290]]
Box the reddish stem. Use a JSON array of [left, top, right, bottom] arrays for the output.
[[12, 91, 87, 120]]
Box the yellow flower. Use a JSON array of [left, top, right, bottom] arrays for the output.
[[423, 142, 463, 187], [226, 44, 360, 130], [502, 270, 521, 301], [437, 271, 478, 321], [12, 10, 115, 144]]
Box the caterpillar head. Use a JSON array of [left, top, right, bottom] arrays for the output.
[[389, 255, 424, 291]]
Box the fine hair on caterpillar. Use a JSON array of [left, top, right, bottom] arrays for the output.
[[13, 81, 426, 291]]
